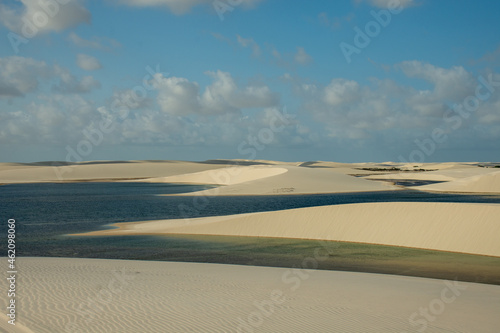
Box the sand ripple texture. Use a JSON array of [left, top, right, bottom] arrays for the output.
[[1, 257, 499, 333]]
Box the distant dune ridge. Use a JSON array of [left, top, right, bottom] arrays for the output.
[[1, 159, 499, 194], [0, 160, 396, 194], [0, 160, 227, 184]]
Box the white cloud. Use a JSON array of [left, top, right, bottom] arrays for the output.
[[236, 0, 266, 9], [68, 32, 121, 50], [304, 79, 397, 139], [318, 12, 355, 30], [112, 0, 265, 15], [475, 87, 500, 125], [210, 32, 231, 43], [299, 62, 489, 140], [0, 0, 90, 35], [0, 56, 101, 98], [0, 56, 52, 98], [94, 104, 300, 148], [76, 54, 102, 71], [0, 94, 96, 144], [214, 34, 262, 58], [323, 79, 360, 106], [153, 70, 279, 115], [270, 46, 313, 67], [155, 76, 201, 115], [203, 70, 278, 111], [53, 68, 101, 94], [397, 61, 475, 101], [354, 0, 416, 9], [271, 47, 281, 60], [236, 35, 261, 57], [111, 89, 152, 111], [294, 47, 313, 65], [0, 92, 298, 149], [113, 0, 206, 14]]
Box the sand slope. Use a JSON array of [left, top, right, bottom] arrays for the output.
[[133, 165, 288, 185], [1, 258, 498, 333], [413, 170, 500, 193], [170, 165, 396, 195], [0, 160, 227, 183], [4, 159, 498, 194], [0, 318, 35, 333], [81, 202, 500, 257], [0, 160, 395, 195]]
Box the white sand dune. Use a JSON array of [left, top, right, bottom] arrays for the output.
[[0, 160, 227, 184], [413, 170, 500, 193], [0, 317, 35, 333], [133, 165, 288, 185], [1, 257, 498, 333], [0, 160, 398, 194], [3, 159, 499, 195], [79, 202, 500, 257], [167, 165, 396, 195]]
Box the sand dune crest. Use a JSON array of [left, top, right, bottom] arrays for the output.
[[415, 170, 500, 193]]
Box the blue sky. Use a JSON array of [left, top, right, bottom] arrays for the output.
[[1, 0, 499, 163]]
